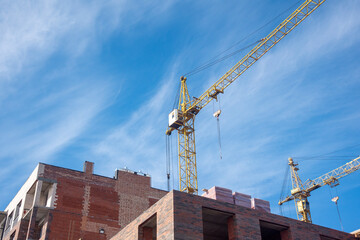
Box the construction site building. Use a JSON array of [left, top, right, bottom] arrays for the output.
[[0, 161, 358, 240], [112, 190, 356, 240], [0, 161, 166, 240]]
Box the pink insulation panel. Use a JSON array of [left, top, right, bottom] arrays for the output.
[[202, 186, 234, 204], [233, 192, 251, 208], [251, 198, 271, 213]]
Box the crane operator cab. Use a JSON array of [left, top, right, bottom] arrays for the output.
[[168, 109, 183, 129]]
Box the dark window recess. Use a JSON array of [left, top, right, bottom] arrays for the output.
[[202, 207, 234, 240], [320, 235, 339, 240], [138, 214, 156, 240], [9, 231, 16, 240], [14, 201, 22, 221], [5, 212, 13, 231], [260, 220, 289, 240]]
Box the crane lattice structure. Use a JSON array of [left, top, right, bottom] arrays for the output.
[[166, 0, 326, 195], [278, 156, 360, 223]]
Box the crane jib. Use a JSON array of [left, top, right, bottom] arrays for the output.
[[186, 0, 327, 114]]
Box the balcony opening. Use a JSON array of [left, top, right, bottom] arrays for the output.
[[202, 207, 234, 240], [138, 214, 157, 240], [13, 201, 21, 224], [260, 220, 289, 240]]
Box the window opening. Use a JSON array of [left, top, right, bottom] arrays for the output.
[[5, 212, 13, 231], [260, 220, 289, 240], [14, 201, 22, 222], [138, 214, 157, 240], [202, 207, 234, 240]]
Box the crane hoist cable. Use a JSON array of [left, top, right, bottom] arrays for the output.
[[332, 188, 344, 231], [166, 133, 176, 191], [170, 135, 175, 189], [213, 97, 223, 160], [328, 187, 344, 231], [279, 163, 290, 216], [165, 134, 171, 191]]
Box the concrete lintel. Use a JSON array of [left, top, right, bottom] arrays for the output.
[[37, 177, 57, 184]]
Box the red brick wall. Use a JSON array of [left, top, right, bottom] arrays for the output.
[[110, 190, 356, 240], [111, 192, 175, 240], [11, 163, 168, 240], [2, 219, 26, 240]]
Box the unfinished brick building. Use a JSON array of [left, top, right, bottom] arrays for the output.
[[1, 162, 358, 240], [0, 161, 166, 240], [111, 190, 357, 240]]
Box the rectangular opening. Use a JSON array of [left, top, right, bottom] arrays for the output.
[[202, 207, 234, 240], [5, 211, 13, 232], [260, 220, 289, 240], [14, 201, 22, 222], [138, 213, 157, 240], [39, 182, 53, 207]]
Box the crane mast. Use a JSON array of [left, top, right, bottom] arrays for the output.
[[166, 0, 327, 195], [279, 156, 360, 223]]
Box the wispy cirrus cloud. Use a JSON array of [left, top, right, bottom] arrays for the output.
[[0, 0, 178, 154], [0, 0, 178, 207]]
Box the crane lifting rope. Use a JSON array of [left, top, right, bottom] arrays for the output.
[[166, 0, 327, 195]]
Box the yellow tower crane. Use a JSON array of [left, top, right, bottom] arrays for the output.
[[166, 0, 326, 195], [278, 156, 360, 223]]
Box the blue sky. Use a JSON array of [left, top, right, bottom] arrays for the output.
[[1, 0, 360, 233]]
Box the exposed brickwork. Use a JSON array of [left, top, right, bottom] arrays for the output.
[[111, 192, 175, 240], [25, 207, 39, 239], [2, 162, 167, 240], [173, 193, 203, 239], [111, 190, 356, 240], [3, 162, 356, 240]]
